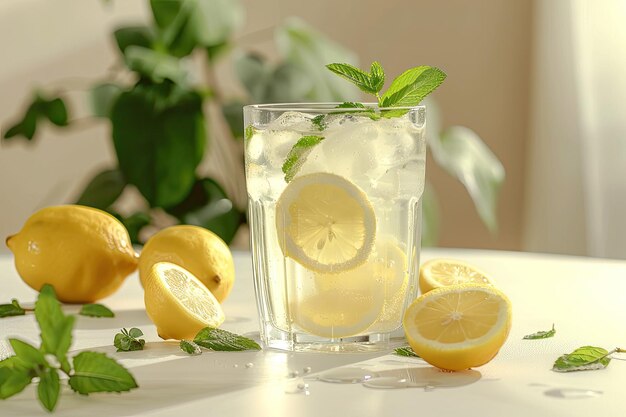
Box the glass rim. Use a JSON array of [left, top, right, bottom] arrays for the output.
[[243, 102, 425, 113]]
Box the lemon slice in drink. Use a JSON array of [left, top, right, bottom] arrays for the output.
[[144, 262, 225, 340], [276, 173, 376, 273], [419, 258, 494, 294], [403, 284, 512, 371]]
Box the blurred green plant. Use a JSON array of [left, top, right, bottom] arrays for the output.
[[2, 0, 503, 246]]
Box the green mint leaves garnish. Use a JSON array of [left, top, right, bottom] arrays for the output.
[[394, 346, 421, 358], [69, 352, 138, 394], [114, 328, 145, 352], [180, 340, 202, 355], [281, 135, 324, 182], [311, 115, 326, 131], [193, 327, 261, 351], [326, 62, 385, 96], [552, 346, 625, 372], [0, 284, 137, 412], [523, 324, 556, 340], [0, 299, 26, 318], [79, 303, 115, 318], [326, 61, 445, 109], [244, 125, 257, 141]]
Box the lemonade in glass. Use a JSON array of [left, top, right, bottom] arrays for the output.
[[244, 103, 426, 351]]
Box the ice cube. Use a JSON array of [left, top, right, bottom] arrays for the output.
[[267, 111, 314, 133]]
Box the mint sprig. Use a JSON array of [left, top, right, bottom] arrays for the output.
[[193, 327, 261, 351], [523, 324, 556, 340], [326, 61, 446, 109], [394, 346, 421, 358], [79, 303, 115, 318], [552, 346, 625, 372], [114, 328, 145, 352], [180, 340, 202, 355], [0, 284, 138, 412], [0, 299, 26, 318]]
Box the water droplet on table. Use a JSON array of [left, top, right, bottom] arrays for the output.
[[317, 367, 379, 383], [288, 370, 300, 378], [245, 362, 254, 368], [285, 380, 310, 395], [544, 388, 603, 399], [303, 366, 312, 374]]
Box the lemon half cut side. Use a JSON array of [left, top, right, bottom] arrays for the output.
[[144, 262, 225, 340], [276, 173, 376, 274], [403, 283, 512, 371], [419, 258, 494, 294]]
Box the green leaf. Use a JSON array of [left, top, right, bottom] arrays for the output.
[[193, 327, 261, 351], [37, 367, 60, 412], [75, 169, 126, 210], [151, 0, 243, 57], [369, 61, 385, 93], [89, 83, 123, 118], [35, 285, 74, 367], [380, 66, 446, 107], [124, 46, 188, 85], [3, 94, 68, 141], [180, 340, 202, 355], [553, 346, 613, 372], [244, 125, 257, 142], [79, 304, 115, 318], [394, 346, 421, 358], [9, 339, 46, 367], [111, 83, 205, 208], [113, 26, 155, 54], [282, 135, 325, 182], [523, 324, 556, 340], [114, 328, 145, 352], [275, 18, 359, 101], [421, 183, 440, 246], [326, 63, 377, 94], [0, 366, 33, 399], [69, 352, 138, 394], [0, 356, 29, 370], [311, 115, 326, 131], [233, 52, 268, 103], [222, 101, 244, 139], [166, 178, 242, 244], [0, 299, 26, 318], [429, 126, 504, 232], [42, 98, 68, 126], [336, 102, 365, 109]]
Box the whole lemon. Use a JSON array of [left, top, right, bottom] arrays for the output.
[[6, 205, 138, 303], [138, 225, 234, 302]]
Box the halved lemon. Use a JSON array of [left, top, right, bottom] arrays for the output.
[[403, 284, 512, 371], [419, 258, 494, 294], [276, 173, 376, 273], [144, 262, 225, 340]]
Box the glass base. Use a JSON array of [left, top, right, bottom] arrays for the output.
[[260, 321, 407, 353]]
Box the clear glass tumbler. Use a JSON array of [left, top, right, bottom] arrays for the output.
[[243, 103, 426, 352]]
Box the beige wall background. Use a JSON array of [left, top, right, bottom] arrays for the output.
[[0, 0, 532, 253]]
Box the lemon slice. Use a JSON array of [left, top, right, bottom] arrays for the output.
[[403, 284, 512, 371], [276, 173, 376, 273], [144, 262, 225, 340], [419, 258, 494, 294]]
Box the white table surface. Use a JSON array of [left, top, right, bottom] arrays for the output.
[[1, 249, 626, 416]]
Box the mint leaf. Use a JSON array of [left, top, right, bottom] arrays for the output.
[[244, 125, 257, 141], [180, 340, 202, 355], [552, 346, 618, 372], [37, 367, 60, 412], [326, 63, 378, 94], [336, 102, 365, 109], [69, 352, 138, 394], [9, 339, 46, 367], [0, 299, 26, 318], [79, 304, 115, 318], [34, 285, 74, 372], [193, 327, 261, 351], [311, 115, 326, 131], [114, 328, 145, 352], [380, 66, 446, 107], [369, 61, 385, 93], [523, 324, 556, 340], [394, 346, 421, 358], [0, 356, 28, 370], [0, 366, 33, 399], [281, 135, 325, 182]]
